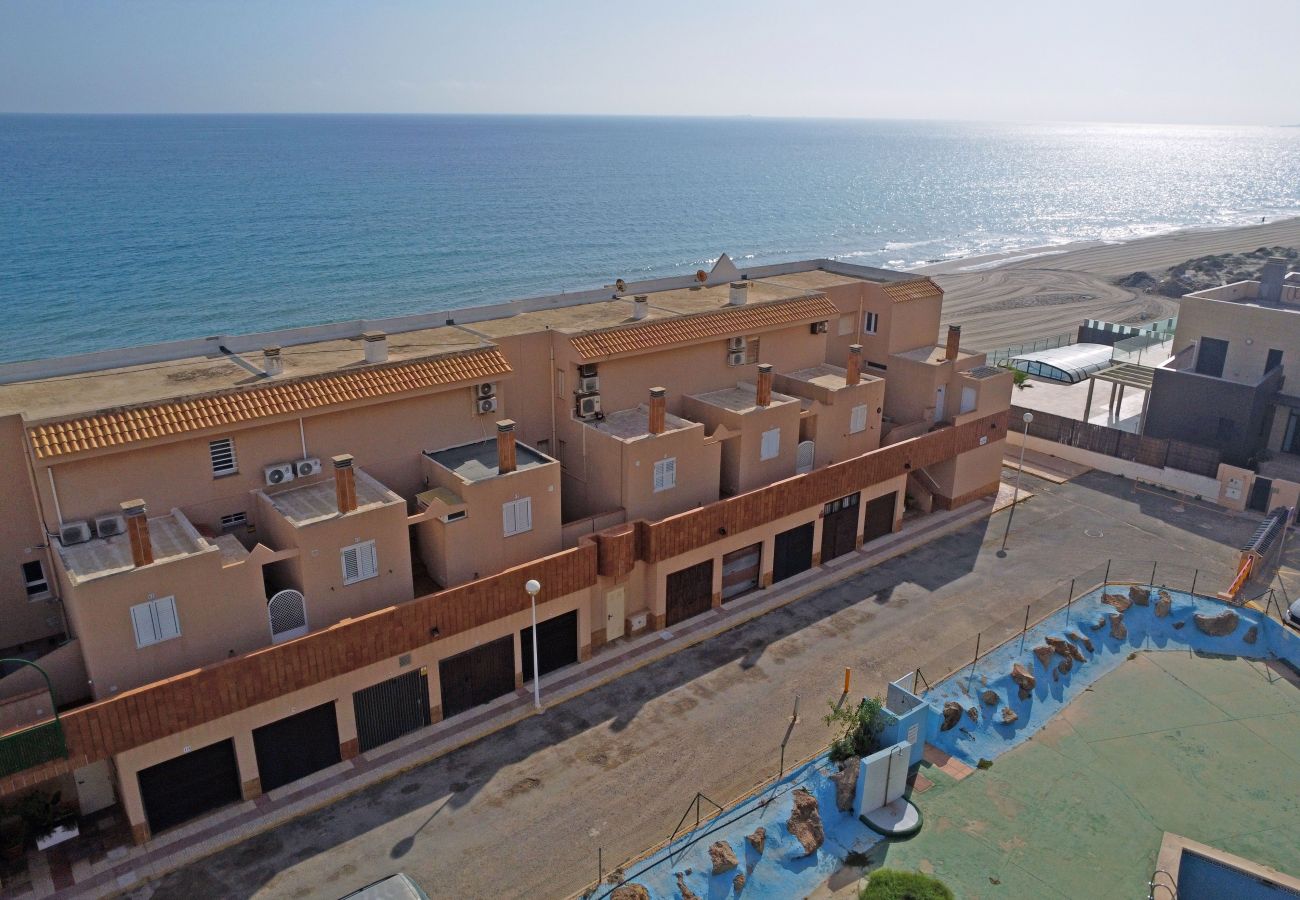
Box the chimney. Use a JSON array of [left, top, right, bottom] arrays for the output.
[[496, 420, 517, 475], [121, 499, 153, 567], [332, 454, 357, 514], [846, 344, 862, 386], [648, 387, 667, 435], [362, 330, 388, 364], [263, 346, 284, 377], [756, 363, 773, 407], [729, 281, 750, 306], [632, 295, 649, 321], [945, 325, 962, 362]]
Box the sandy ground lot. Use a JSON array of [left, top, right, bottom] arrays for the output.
[[921, 217, 1300, 351]]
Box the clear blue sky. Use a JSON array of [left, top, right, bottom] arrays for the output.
[[2, 0, 1295, 124]]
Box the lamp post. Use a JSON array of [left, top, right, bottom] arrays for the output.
[[525, 578, 542, 711], [1000, 411, 1034, 554]]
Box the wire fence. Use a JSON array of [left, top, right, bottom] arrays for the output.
[[987, 331, 1078, 367]]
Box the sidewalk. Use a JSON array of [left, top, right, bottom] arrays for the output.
[[37, 497, 998, 899]]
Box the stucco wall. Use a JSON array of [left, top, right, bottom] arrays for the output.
[[0, 415, 63, 647]]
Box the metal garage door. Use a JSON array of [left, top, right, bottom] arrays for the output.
[[439, 635, 516, 720], [138, 739, 241, 835], [353, 669, 432, 753], [820, 493, 860, 563], [666, 559, 714, 626], [252, 702, 341, 793], [721, 543, 762, 602], [772, 522, 815, 584], [520, 609, 579, 683], [862, 492, 897, 544]]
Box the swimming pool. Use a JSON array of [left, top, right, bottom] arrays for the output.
[[1176, 851, 1300, 900]]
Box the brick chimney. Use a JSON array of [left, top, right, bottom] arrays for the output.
[[648, 387, 666, 435], [847, 344, 862, 386], [632, 295, 649, 320], [729, 281, 750, 306], [362, 330, 388, 364], [263, 346, 284, 377], [121, 499, 153, 567], [332, 454, 357, 514], [496, 420, 517, 475], [756, 363, 773, 407], [945, 325, 962, 362]]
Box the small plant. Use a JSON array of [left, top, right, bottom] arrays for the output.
[[860, 868, 954, 899], [824, 696, 895, 762], [999, 363, 1034, 391]]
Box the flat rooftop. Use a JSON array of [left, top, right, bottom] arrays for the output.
[[894, 343, 980, 366], [266, 470, 401, 526], [586, 405, 697, 441], [690, 383, 799, 413], [780, 363, 881, 390], [425, 438, 552, 483], [58, 512, 210, 584]]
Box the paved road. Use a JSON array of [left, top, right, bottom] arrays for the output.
[[123, 471, 1257, 900]]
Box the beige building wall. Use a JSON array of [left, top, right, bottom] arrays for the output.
[[680, 393, 801, 495], [0, 415, 63, 648], [925, 438, 1005, 505], [1174, 292, 1300, 389], [617, 425, 721, 521]]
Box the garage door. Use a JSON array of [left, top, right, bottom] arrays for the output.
[[138, 739, 241, 835], [520, 609, 579, 682], [439, 635, 516, 720], [773, 522, 815, 584], [820, 493, 860, 563], [353, 669, 432, 753], [252, 702, 341, 793], [666, 559, 714, 626], [862, 492, 897, 544], [721, 543, 762, 602]]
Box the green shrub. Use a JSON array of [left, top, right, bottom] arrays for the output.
[[824, 696, 895, 762], [860, 868, 955, 899]]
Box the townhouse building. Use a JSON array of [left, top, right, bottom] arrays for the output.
[[0, 255, 1011, 845]]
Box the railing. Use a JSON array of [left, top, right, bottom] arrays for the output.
[[987, 331, 1077, 367], [1111, 332, 1174, 367], [0, 719, 66, 779], [1012, 404, 1220, 478]]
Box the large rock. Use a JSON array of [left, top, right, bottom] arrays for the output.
[[1194, 610, 1239, 637], [1130, 586, 1151, 606], [1090, 616, 1108, 631], [786, 788, 824, 856], [966, 705, 979, 723], [1057, 658, 1072, 675], [1067, 631, 1094, 653], [1109, 613, 1127, 640], [733, 873, 746, 893], [1155, 592, 1172, 618], [1103, 592, 1132, 613], [1011, 662, 1036, 700], [831, 757, 860, 812], [611, 884, 650, 900], [941, 701, 963, 731], [1047, 636, 1086, 662], [675, 873, 699, 900], [746, 827, 766, 855], [1000, 707, 1019, 724], [982, 690, 1000, 706], [1244, 624, 1259, 644], [709, 840, 738, 875], [1032, 645, 1054, 667]]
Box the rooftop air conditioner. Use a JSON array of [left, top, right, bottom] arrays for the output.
[[576, 393, 602, 419], [578, 375, 600, 394], [476, 382, 497, 399], [293, 458, 322, 478], [727, 350, 746, 367], [60, 521, 92, 546], [476, 396, 498, 415], [727, 336, 747, 352], [810, 321, 829, 335], [94, 513, 127, 538], [264, 463, 296, 486], [578, 363, 599, 378]]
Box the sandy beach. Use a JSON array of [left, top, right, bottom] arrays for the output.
[[923, 217, 1300, 351]]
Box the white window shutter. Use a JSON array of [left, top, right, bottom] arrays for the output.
[[760, 428, 781, 461], [850, 404, 869, 434], [518, 498, 532, 532], [664, 457, 676, 488], [503, 501, 516, 536], [131, 603, 156, 648], [155, 597, 181, 641], [360, 541, 378, 579], [341, 546, 360, 583]]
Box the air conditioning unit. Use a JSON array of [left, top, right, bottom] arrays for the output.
[[578, 375, 600, 394], [578, 363, 599, 378], [264, 463, 296, 486], [59, 521, 92, 546], [727, 350, 746, 367], [576, 393, 602, 419], [727, 336, 747, 352], [94, 513, 127, 538], [476, 396, 499, 415], [810, 321, 829, 334], [476, 382, 497, 399], [293, 458, 322, 478]]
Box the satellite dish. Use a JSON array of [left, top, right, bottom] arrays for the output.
[[695, 269, 708, 283], [615, 278, 626, 293]]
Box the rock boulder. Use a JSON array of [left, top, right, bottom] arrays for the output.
[[831, 757, 860, 812], [1130, 586, 1151, 606], [1011, 662, 1036, 700], [746, 827, 766, 855], [1057, 658, 1072, 675], [1067, 631, 1094, 653], [982, 690, 1000, 706], [1001, 707, 1018, 724], [966, 705, 979, 723], [675, 873, 700, 900], [733, 873, 746, 893], [1033, 645, 1055, 668], [1103, 592, 1132, 613], [709, 841, 738, 875], [786, 788, 825, 856], [1109, 613, 1127, 640], [1244, 624, 1258, 644], [1155, 592, 1172, 618], [1194, 610, 1239, 637], [1047, 636, 1086, 662], [941, 701, 963, 731], [611, 884, 650, 900]]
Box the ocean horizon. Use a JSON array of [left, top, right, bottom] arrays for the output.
[[3, 114, 1299, 364]]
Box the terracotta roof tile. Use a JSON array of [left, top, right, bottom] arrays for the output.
[[570, 295, 839, 361], [883, 277, 943, 303], [28, 347, 511, 460]]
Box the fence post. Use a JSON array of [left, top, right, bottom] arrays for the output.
[[1151, 561, 1158, 586], [598, 848, 603, 891], [1018, 604, 1031, 652], [1066, 578, 1075, 626], [1191, 570, 1198, 596], [1104, 559, 1112, 584]]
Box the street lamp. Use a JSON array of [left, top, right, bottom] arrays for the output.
[[525, 578, 542, 711], [1000, 412, 1034, 554]]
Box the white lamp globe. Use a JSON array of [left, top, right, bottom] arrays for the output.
[[525, 579, 542, 596]]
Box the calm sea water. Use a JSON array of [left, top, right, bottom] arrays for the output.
[[3, 115, 1299, 364]]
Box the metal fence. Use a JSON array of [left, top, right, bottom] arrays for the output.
[[987, 331, 1078, 367], [1111, 332, 1175, 367], [0, 719, 66, 779], [1013, 404, 1221, 478]]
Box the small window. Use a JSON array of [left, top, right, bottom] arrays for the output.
[[131, 596, 181, 648], [850, 405, 869, 434], [867, 361, 887, 371], [653, 457, 677, 492], [341, 540, 379, 585], [760, 428, 781, 461], [503, 497, 533, 537], [209, 438, 238, 477], [863, 312, 879, 334], [220, 512, 248, 531], [21, 560, 50, 601], [744, 337, 761, 365]]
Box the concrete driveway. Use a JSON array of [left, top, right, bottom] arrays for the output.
[[121, 470, 1259, 900]]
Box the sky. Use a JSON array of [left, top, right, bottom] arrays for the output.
[[1, 0, 1296, 125]]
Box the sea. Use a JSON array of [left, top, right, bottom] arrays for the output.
[[3, 115, 1300, 364]]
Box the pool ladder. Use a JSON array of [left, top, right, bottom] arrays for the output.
[[1147, 868, 1177, 899]]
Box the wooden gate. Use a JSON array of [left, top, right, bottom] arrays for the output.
[[820, 493, 860, 563], [439, 636, 516, 720], [666, 560, 714, 626], [352, 669, 431, 752], [721, 543, 762, 602], [862, 492, 897, 544], [772, 522, 815, 584]]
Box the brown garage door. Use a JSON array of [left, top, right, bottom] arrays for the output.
[[138, 739, 241, 835], [820, 493, 860, 563], [721, 543, 762, 602], [439, 635, 516, 720], [666, 560, 714, 626], [863, 492, 897, 544], [773, 522, 815, 584], [520, 609, 579, 682]]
